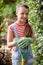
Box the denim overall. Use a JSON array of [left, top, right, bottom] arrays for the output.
[[12, 23, 34, 65]]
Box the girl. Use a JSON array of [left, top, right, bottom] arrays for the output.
[[7, 3, 34, 65]]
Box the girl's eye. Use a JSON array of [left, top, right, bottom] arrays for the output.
[[21, 13, 24, 15], [26, 13, 28, 15], [21, 13, 28, 15]]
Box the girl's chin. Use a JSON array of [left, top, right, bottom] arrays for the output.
[[21, 20, 26, 22]]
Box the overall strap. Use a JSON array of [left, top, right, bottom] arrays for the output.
[[12, 23, 18, 38]]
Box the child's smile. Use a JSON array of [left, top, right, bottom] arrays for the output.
[[16, 7, 29, 23]]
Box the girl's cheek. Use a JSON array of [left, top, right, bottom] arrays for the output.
[[20, 17, 23, 19]]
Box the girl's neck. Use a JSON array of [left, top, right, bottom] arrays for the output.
[[16, 20, 26, 25]]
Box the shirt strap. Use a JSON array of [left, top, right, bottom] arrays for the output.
[[12, 23, 18, 38]]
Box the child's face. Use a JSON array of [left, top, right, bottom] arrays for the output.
[[16, 7, 29, 23]]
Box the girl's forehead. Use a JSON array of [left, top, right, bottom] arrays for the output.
[[17, 7, 29, 12]]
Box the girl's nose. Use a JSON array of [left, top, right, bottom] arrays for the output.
[[24, 14, 26, 18]]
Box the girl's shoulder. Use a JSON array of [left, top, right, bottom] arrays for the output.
[[8, 22, 16, 29], [28, 22, 33, 27], [8, 22, 16, 32], [28, 22, 34, 31]]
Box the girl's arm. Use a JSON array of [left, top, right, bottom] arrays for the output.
[[7, 26, 16, 48]]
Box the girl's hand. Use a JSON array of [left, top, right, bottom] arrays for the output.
[[17, 37, 33, 48], [13, 37, 33, 49], [13, 46, 17, 51], [13, 38, 19, 45]]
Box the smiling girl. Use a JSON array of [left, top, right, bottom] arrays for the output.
[[7, 3, 34, 65]]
